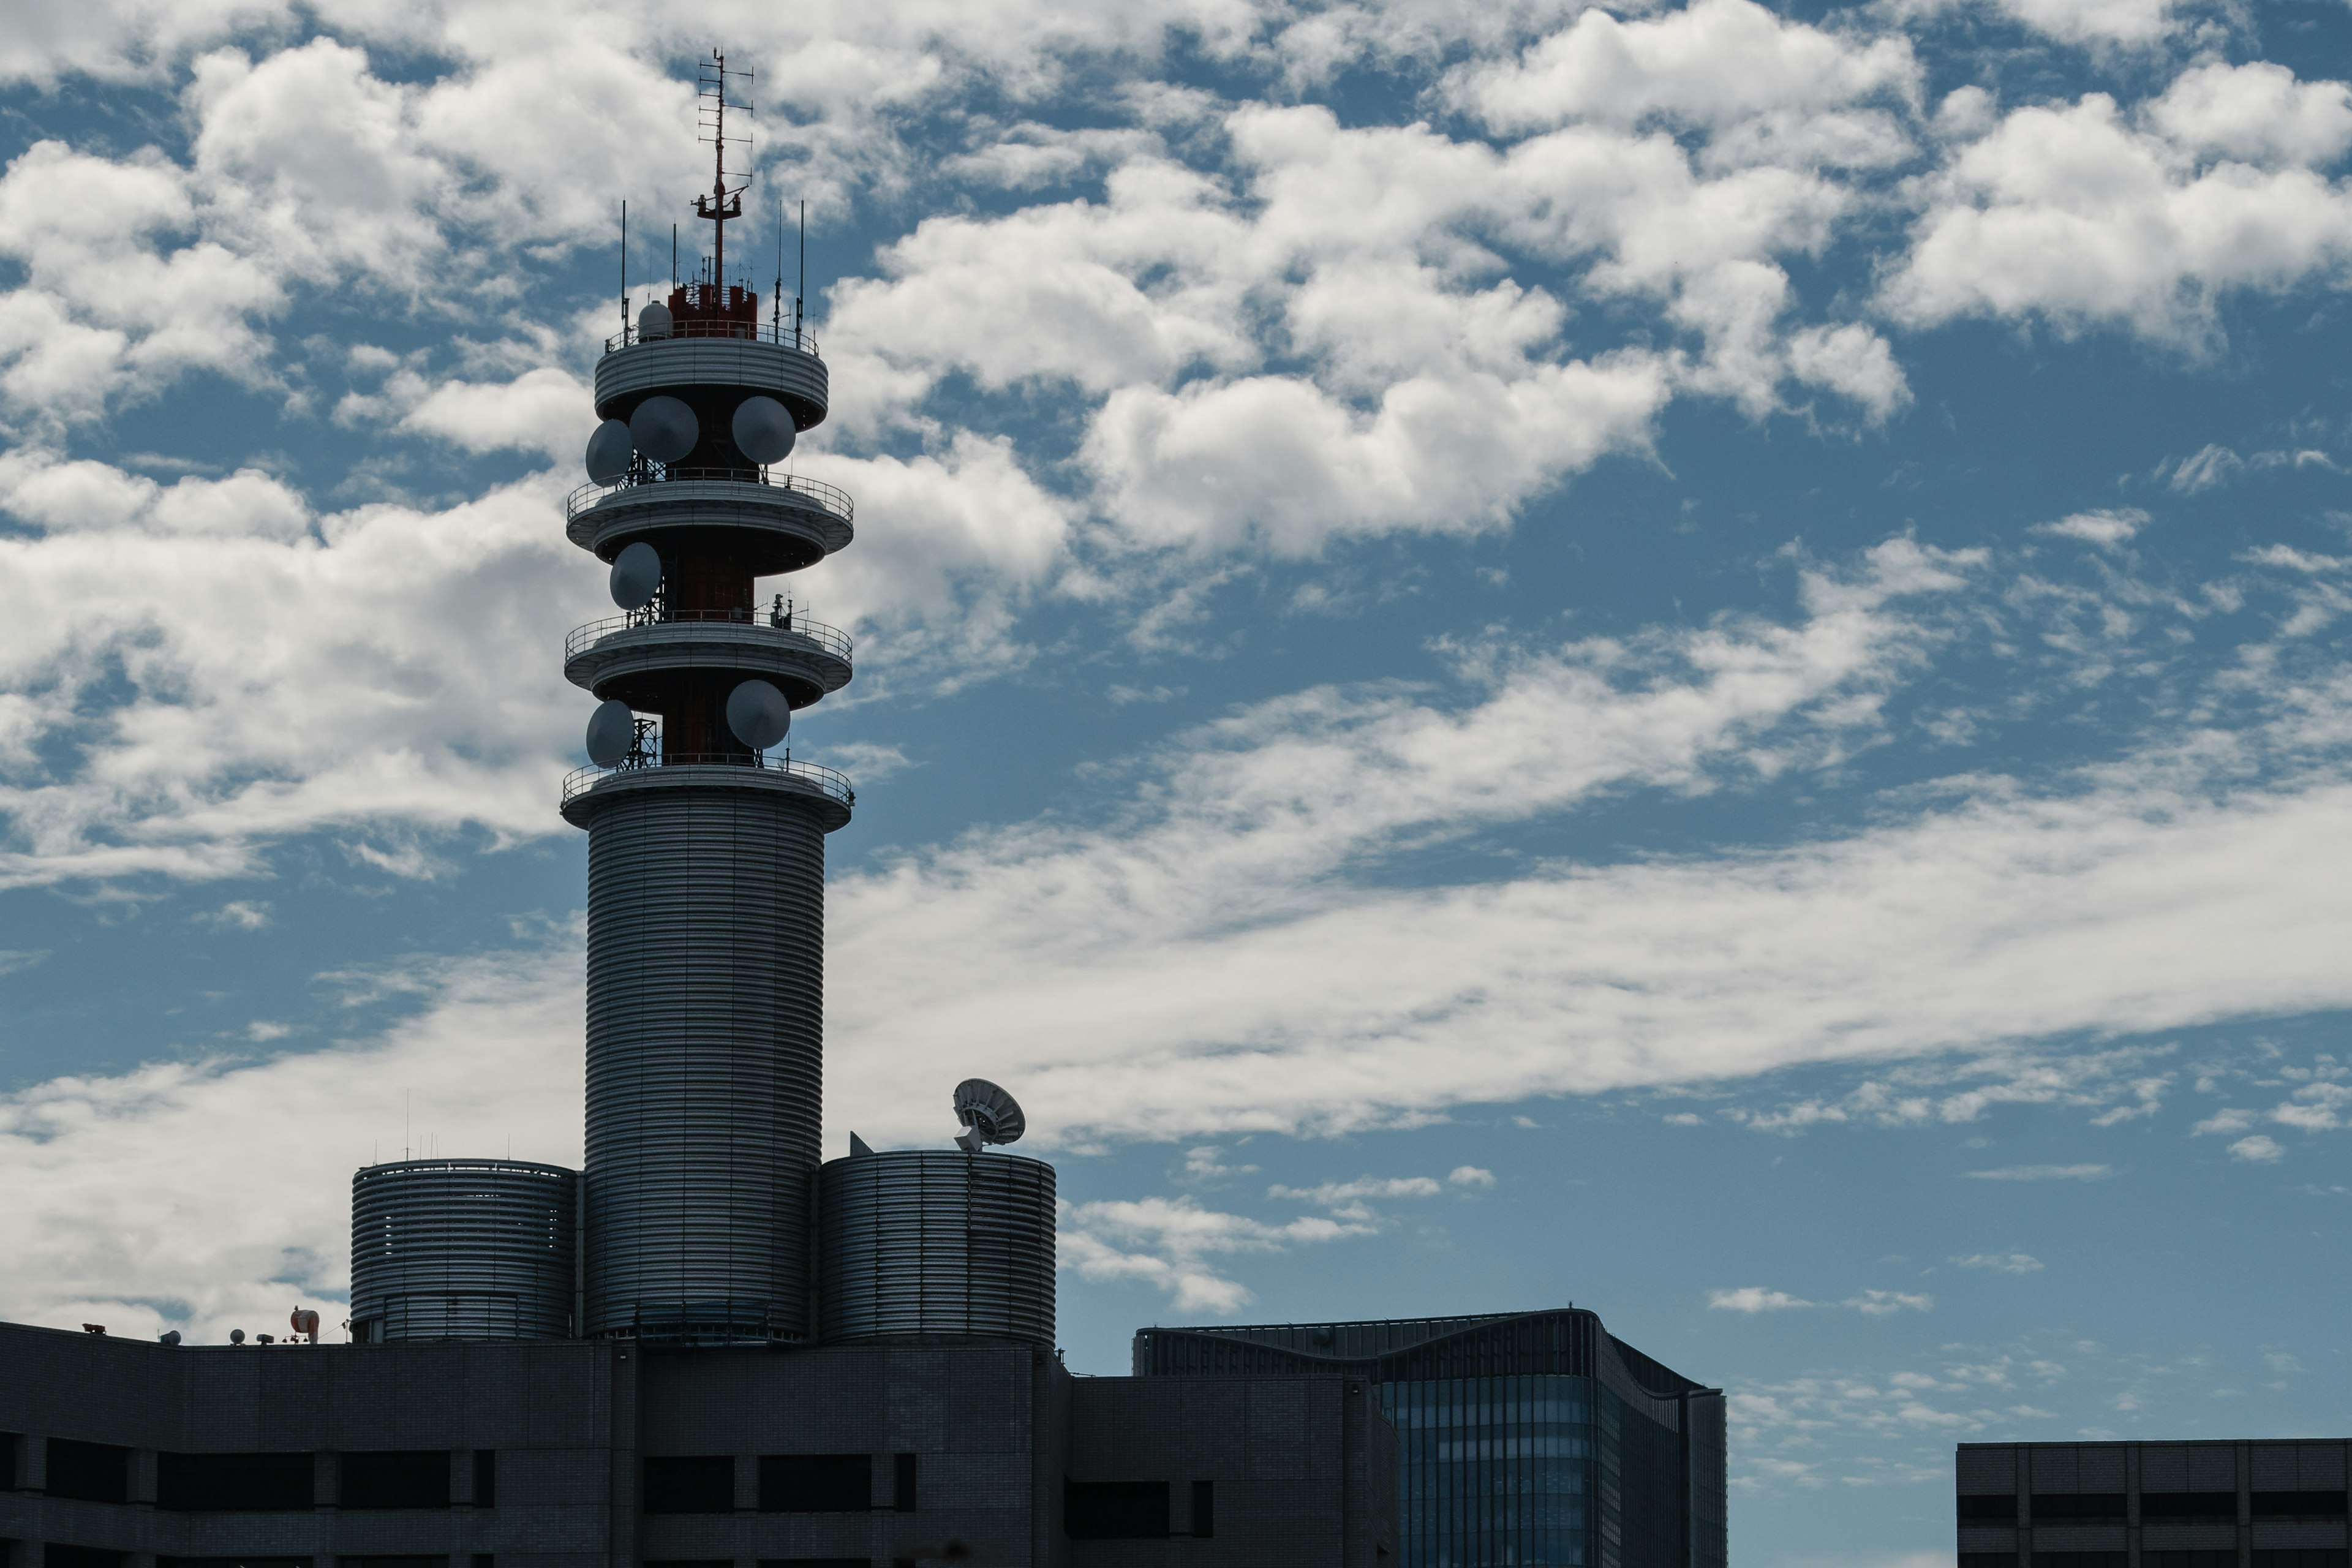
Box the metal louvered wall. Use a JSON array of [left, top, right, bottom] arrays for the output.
[[818, 1150, 1057, 1346], [349, 1159, 577, 1341], [581, 783, 829, 1341]]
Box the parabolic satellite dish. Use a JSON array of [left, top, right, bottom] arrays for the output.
[[725, 679, 791, 750], [953, 1079, 1026, 1152], [731, 395, 797, 464], [608, 541, 662, 610], [585, 698, 638, 767], [584, 420, 633, 484], [638, 301, 673, 341], [628, 395, 698, 463]]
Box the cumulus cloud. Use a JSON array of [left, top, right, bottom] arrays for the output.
[[1885, 83, 2352, 345], [1058, 1194, 1374, 1314], [2228, 1134, 2285, 1163], [1711, 1286, 1811, 1311], [2035, 508, 2147, 547], [1955, 1253, 2044, 1273], [1963, 1164, 2114, 1182]]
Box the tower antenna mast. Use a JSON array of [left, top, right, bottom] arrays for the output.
[[694, 48, 753, 298]]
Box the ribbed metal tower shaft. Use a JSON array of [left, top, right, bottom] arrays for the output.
[[579, 781, 829, 1339]]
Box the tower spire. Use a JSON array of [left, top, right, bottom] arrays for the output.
[[693, 48, 750, 297]]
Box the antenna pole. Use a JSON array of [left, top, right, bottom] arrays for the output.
[[797, 199, 806, 342], [710, 50, 727, 294], [671, 224, 677, 290], [620, 199, 628, 339], [773, 198, 783, 344]]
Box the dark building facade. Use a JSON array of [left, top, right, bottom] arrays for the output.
[[0, 1321, 1395, 1568], [1958, 1440, 2351, 1568], [1134, 1310, 1725, 1568]]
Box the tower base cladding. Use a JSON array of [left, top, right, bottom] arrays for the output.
[[564, 764, 846, 1343]]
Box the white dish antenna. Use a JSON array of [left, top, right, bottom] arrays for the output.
[[731, 395, 797, 464], [585, 420, 632, 484], [725, 679, 791, 750], [638, 301, 673, 341], [608, 541, 662, 609], [585, 698, 638, 766], [954, 1079, 1026, 1152], [628, 395, 698, 463]]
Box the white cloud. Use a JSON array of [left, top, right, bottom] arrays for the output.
[[1955, 1253, 2044, 1274], [1963, 1164, 2114, 1182], [1847, 1289, 1934, 1316], [1885, 88, 2352, 345], [195, 899, 273, 930], [1058, 1194, 1374, 1314], [1267, 1175, 1444, 1205], [2229, 1134, 2285, 1163], [2146, 62, 2352, 168], [2035, 508, 2147, 547], [2168, 445, 2244, 494], [1447, 1164, 1496, 1187], [1712, 1286, 1812, 1311], [2192, 1107, 2255, 1136]]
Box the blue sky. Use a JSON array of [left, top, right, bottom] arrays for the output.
[[4, 0, 2352, 1562]]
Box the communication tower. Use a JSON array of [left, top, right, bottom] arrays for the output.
[[560, 50, 853, 1343]]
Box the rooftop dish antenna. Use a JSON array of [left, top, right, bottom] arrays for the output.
[[695, 48, 753, 293], [953, 1079, 1025, 1153]]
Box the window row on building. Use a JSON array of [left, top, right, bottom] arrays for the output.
[[1961, 1495, 2352, 1525], [4, 1441, 496, 1512], [1961, 1554, 2350, 1568]]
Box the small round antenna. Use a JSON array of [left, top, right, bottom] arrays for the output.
[[608, 541, 662, 609], [628, 395, 698, 462], [585, 420, 632, 484], [586, 698, 638, 766], [638, 300, 673, 341], [731, 395, 796, 464], [953, 1078, 1025, 1153], [725, 678, 791, 750]]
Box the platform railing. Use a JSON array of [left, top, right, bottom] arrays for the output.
[[564, 608, 853, 663], [603, 317, 820, 356], [565, 468, 854, 526], [562, 752, 854, 809]]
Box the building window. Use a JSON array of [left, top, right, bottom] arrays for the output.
[[2255, 1494, 2350, 1520], [2253, 1553, 2351, 1568], [341, 1452, 451, 1510], [1192, 1479, 1215, 1540], [2143, 1493, 2237, 1521], [45, 1549, 123, 1568], [758, 1456, 870, 1513], [45, 1441, 130, 1505], [642, 1457, 734, 1515], [1960, 1555, 2018, 1568], [2144, 1553, 2237, 1568], [1066, 1480, 1170, 1540], [472, 1452, 496, 1509], [157, 1558, 313, 1568], [157, 1453, 314, 1512], [894, 1453, 918, 1513], [3, 1433, 18, 1490], [755, 1561, 870, 1567], [2030, 1554, 2126, 1568], [1960, 1496, 2019, 1523], [2032, 1496, 2126, 1523], [339, 1558, 447, 1568]]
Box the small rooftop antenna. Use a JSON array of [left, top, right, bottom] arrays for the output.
[[952, 1079, 1027, 1153], [694, 48, 754, 298], [797, 199, 806, 341], [619, 200, 628, 339]]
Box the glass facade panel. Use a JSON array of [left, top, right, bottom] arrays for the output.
[[1383, 1375, 1597, 1568]]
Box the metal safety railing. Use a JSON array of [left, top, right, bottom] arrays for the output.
[[564, 467, 854, 527], [604, 317, 820, 356], [562, 752, 855, 809], [564, 608, 853, 664]]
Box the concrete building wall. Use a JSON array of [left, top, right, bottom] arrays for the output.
[[1, 1323, 1395, 1568]]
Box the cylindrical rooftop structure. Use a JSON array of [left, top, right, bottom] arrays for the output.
[[349, 1159, 577, 1342], [818, 1150, 1057, 1347]]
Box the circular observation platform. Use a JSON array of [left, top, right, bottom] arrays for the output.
[[567, 470, 853, 575], [564, 611, 852, 710], [594, 328, 828, 431], [560, 754, 854, 833]]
